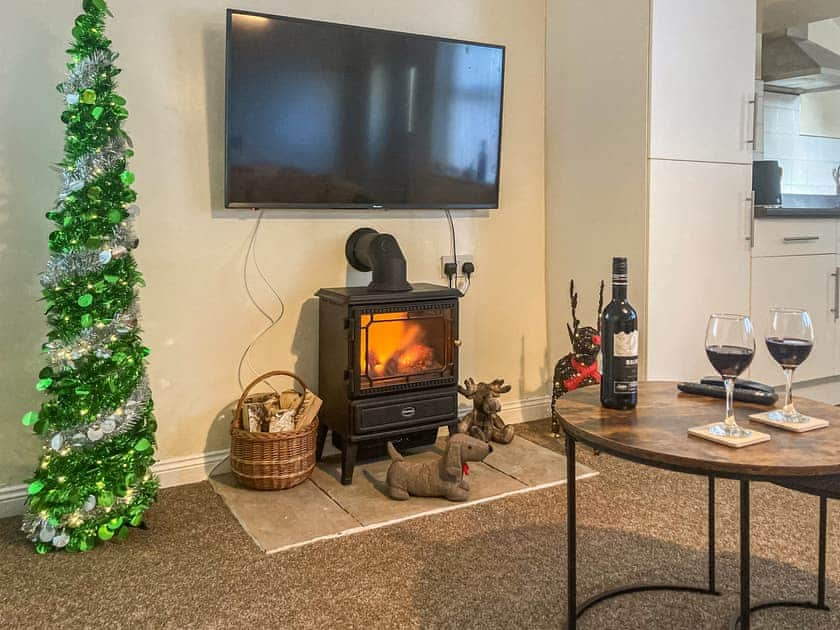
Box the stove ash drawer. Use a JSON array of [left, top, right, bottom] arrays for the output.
[[352, 391, 458, 433]]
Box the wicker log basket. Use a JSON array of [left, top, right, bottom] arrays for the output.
[[230, 370, 319, 490]]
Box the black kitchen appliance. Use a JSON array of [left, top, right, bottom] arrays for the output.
[[752, 160, 783, 207]]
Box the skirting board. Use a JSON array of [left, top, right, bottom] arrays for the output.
[[0, 394, 551, 519]]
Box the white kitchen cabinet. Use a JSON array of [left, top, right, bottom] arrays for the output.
[[649, 0, 757, 164], [750, 254, 838, 385], [647, 160, 753, 380]]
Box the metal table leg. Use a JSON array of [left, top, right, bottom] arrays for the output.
[[730, 494, 830, 628], [740, 480, 751, 630], [566, 434, 577, 630], [709, 474, 717, 593], [819, 495, 828, 609], [566, 452, 719, 627]]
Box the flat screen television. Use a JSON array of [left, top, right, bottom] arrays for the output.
[[225, 10, 505, 209]]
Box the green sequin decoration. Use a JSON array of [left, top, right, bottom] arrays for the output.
[[21, 411, 39, 426]]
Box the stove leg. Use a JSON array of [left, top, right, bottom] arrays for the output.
[[447, 422, 459, 436], [315, 424, 328, 462], [340, 442, 358, 485]]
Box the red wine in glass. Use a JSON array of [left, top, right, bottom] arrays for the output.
[[766, 308, 815, 422], [765, 338, 813, 368], [705, 314, 755, 438], [705, 345, 755, 378]]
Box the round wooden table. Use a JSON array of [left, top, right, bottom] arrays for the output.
[[555, 381, 840, 630]]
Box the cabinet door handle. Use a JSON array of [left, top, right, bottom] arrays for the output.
[[783, 236, 820, 243], [745, 193, 755, 247], [832, 268, 840, 321], [746, 96, 757, 146]]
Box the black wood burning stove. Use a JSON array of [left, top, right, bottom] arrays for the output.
[[316, 282, 461, 484]]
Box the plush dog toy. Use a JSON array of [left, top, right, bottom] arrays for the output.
[[457, 378, 515, 444], [386, 433, 492, 501]]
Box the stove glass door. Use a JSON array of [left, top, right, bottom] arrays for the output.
[[358, 304, 456, 391]]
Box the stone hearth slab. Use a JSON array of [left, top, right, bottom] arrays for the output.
[[209, 474, 359, 552], [483, 435, 594, 487], [211, 430, 596, 554], [311, 440, 525, 526]]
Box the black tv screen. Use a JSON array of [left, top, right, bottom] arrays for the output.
[[225, 10, 505, 209]]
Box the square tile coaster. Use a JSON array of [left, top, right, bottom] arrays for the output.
[[749, 411, 829, 433], [688, 423, 771, 448]]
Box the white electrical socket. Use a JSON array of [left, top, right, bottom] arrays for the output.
[[440, 254, 474, 279]]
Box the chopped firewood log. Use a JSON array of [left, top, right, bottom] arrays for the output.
[[269, 409, 297, 433], [279, 389, 303, 411], [294, 390, 323, 431]]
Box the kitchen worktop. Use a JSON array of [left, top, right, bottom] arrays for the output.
[[756, 193, 840, 218]]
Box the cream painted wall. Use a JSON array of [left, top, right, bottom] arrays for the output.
[[0, 0, 547, 486], [800, 18, 840, 139], [545, 0, 650, 368]]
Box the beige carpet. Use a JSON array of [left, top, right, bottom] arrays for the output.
[[210, 431, 596, 553], [1, 419, 838, 629]]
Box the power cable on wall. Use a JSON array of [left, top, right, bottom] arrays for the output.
[[445, 209, 470, 295], [237, 210, 286, 393]]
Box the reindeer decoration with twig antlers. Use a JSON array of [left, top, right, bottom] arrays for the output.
[[457, 378, 515, 444], [551, 279, 605, 434]]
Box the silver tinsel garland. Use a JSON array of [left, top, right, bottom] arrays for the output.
[[58, 136, 128, 201], [40, 218, 140, 289], [45, 379, 151, 453], [58, 49, 114, 97], [43, 305, 140, 371]]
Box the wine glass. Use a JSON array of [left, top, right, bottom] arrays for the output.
[[705, 314, 756, 438], [765, 307, 814, 423]]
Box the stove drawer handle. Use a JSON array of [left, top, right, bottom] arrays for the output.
[[400, 406, 416, 418]]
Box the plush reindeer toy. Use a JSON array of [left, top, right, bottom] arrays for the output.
[[551, 279, 604, 434]]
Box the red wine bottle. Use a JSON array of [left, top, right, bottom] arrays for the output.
[[600, 257, 638, 409]]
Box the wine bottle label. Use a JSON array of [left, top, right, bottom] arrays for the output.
[[613, 331, 638, 357], [612, 331, 638, 395]]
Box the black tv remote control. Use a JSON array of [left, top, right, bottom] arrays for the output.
[[677, 382, 778, 406], [699, 376, 775, 394]]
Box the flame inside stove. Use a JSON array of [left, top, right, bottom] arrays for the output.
[[360, 312, 441, 380]]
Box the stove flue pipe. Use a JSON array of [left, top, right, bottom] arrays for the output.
[[345, 227, 412, 292]]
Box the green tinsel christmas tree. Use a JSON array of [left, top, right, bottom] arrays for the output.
[[21, 0, 158, 553]]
